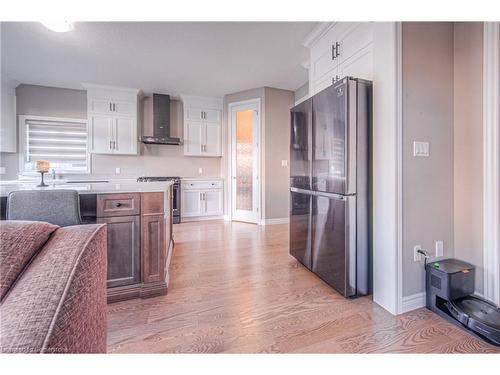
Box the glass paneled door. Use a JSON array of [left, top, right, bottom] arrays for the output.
[[230, 100, 260, 223]]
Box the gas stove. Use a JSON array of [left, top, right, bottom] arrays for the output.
[[136, 176, 180, 183], [137, 176, 181, 223]]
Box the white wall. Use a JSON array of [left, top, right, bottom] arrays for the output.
[[372, 22, 401, 314]]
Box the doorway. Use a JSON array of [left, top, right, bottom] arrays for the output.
[[229, 99, 261, 224]]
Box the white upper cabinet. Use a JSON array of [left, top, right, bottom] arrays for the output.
[[1, 76, 17, 153], [184, 121, 203, 155], [304, 22, 374, 97], [113, 116, 137, 155], [84, 83, 140, 155], [181, 95, 223, 157]]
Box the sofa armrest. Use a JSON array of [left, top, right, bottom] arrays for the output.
[[0, 224, 107, 353]]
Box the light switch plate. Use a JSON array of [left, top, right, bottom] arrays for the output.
[[115, 167, 121, 174], [413, 141, 430, 157], [198, 167, 203, 175], [281, 160, 288, 167]]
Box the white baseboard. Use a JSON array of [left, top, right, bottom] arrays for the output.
[[260, 217, 289, 225], [181, 216, 224, 223], [401, 292, 426, 313]]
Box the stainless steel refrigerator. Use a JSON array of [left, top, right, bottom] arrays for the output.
[[289, 77, 372, 297]]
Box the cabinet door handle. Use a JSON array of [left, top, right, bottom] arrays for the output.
[[109, 140, 112, 149], [332, 42, 341, 60], [332, 75, 341, 85], [109, 103, 112, 112], [113, 103, 116, 112], [113, 140, 116, 149]]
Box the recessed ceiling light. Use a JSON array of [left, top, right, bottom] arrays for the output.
[[40, 21, 74, 33]]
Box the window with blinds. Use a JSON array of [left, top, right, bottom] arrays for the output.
[[22, 117, 89, 173]]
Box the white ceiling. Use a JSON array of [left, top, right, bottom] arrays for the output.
[[1, 22, 316, 97]]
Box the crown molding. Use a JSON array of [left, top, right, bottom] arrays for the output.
[[302, 22, 336, 48]]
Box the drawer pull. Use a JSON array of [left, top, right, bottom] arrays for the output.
[[116, 202, 123, 207]]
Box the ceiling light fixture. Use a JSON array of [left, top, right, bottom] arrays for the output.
[[40, 21, 74, 33]]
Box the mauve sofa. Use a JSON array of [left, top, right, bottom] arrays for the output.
[[0, 221, 107, 353]]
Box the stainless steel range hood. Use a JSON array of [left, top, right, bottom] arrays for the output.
[[140, 93, 181, 145]]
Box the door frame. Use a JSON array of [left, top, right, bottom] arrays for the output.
[[482, 22, 500, 306], [227, 98, 262, 224]]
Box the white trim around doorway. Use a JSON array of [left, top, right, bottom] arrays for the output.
[[227, 98, 263, 225], [482, 22, 500, 306]]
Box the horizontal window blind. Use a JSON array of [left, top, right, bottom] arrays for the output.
[[24, 118, 88, 173]]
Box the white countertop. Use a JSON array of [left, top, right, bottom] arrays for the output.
[[181, 177, 224, 181], [0, 180, 173, 197]]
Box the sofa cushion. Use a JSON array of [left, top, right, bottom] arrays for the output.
[[0, 221, 59, 301], [0, 224, 107, 353]]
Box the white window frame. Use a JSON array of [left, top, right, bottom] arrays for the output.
[[18, 115, 91, 175]]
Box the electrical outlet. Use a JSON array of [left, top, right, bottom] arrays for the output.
[[435, 241, 444, 257], [414, 245, 423, 262], [281, 160, 288, 167], [198, 167, 203, 175], [115, 167, 121, 174]]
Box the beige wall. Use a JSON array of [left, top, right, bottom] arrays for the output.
[[453, 22, 484, 294], [264, 87, 294, 219], [222, 86, 293, 220], [3, 84, 221, 179], [402, 23, 455, 296]]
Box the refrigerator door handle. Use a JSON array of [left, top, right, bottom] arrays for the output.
[[290, 187, 315, 195], [314, 191, 354, 200]]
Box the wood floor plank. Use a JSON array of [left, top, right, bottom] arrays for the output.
[[107, 220, 499, 353]]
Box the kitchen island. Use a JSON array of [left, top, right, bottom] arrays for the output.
[[0, 180, 174, 302]]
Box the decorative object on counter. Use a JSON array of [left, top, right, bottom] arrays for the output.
[[35, 160, 50, 187]]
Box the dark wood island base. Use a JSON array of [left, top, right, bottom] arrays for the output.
[[96, 189, 174, 303]]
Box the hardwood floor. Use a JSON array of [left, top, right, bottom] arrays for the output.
[[107, 220, 499, 353]]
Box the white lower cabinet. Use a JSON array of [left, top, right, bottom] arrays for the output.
[[181, 179, 224, 220], [204, 190, 223, 216], [182, 190, 203, 217]]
